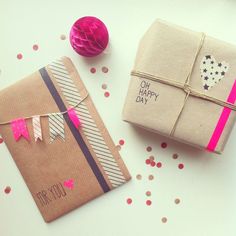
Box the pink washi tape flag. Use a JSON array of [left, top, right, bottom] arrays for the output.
[[11, 118, 30, 141], [207, 80, 236, 152], [67, 108, 81, 128]]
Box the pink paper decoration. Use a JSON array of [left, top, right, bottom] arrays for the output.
[[68, 108, 81, 128], [69, 16, 109, 57], [11, 118, 30, 141]]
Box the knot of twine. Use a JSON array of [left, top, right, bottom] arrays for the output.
[[131, 33, 236, 136]]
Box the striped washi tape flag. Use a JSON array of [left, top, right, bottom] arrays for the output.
[[48, 59, 126, 188]]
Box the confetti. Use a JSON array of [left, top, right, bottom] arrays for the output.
[[174, 198, 180, 204], [102, 66, 109, 73], [104, 91, 110, 97], [146, 146, 152, 152], [17, 53, 23, 60], [148, 174, 154, 180], [156, 162, 162, 168], [161, 217, 167, 223], [149, 155, 154, 161], [146, 191, 151, 197], [145, 159, 151, 165], [60, 34, 66, 40], [136, 174, 142, 180], [101, 83, 107, 90], [116, 145, 121, 151], [146, 200, 152, 206], [161, 142, 167, 148], [119, 139, 125, 146], [172, 153, 179, 159], [126, 198, 132, 205], [0, 138, 3, 144], [150, 161, 156, 167], [33, 44, 39, 51], [178, 163, 184, 169], [90, 67, 96, 74], [4, 186, 11, 194]]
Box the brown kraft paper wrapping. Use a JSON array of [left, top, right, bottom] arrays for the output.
[[0, 57, 131, 222], [123, 19, 236, 154]]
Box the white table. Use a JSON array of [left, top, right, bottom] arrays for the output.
[[1, 0, 236, 235]]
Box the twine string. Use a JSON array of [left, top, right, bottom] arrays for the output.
[[0, 93, 89, 125], [131, 33, 236, 136]]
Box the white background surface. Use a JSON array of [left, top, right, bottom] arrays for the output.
[[1, 0, 236, 235]]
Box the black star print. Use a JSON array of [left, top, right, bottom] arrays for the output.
[[203, 69, 207, 72], [215, 71, 218, 74], [203, 61, 206, 64], [204, 76, 209, 80], [218, 63, 222, 67], [211, 61, 214, 64], [221, 71, 225, 76], [204, 84, 209, 90], [206, 55, 211, 59]]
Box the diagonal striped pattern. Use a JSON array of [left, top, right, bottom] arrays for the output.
[[48, 113, 65, 142], [48, 59, 126, 188], [32, 115, 43, 141]]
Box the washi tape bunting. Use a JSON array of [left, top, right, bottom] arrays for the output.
[[48, 113, 65, 143], [11, 118, 30, 141], [32, 116, 43, 142]]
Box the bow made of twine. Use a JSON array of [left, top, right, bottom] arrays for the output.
[[0, 93, 89, 125], [131, 33, 236, 136]]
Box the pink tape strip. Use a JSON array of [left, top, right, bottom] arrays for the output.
[[207, 80, 236, 152]]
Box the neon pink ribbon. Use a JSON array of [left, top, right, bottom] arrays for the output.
[[11, 118, 30, 141], [207, 80, 236, 152], [68, 108, 81, 128]]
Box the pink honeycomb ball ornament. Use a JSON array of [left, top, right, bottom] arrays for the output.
[[69, 16, 109, 57]]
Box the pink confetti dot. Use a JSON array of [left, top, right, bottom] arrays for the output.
[[156, 162, 162, 168], [17, 53, 23, 60], [146, 146, 152, 152], [126, 198, 132, 205], [178, 163, 184, 169], [161, 142, 167, 148], [146, 200, 152, 206], [4, 186, 11, 194], [0, 138, 3, 144], [145, 159, 151, 165], [150, 161, 156, 167], [119, 139, 125, 146], [104, 91, 110, 97], [33, 44, 39, 51], [90, 67, 96, 74]]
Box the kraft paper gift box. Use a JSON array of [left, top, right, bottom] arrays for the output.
[[0, 57, 131, 222], [123, 19, 236, 154]]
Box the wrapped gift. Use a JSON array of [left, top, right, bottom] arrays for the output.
[[123, 19, 236, 154], [0, 57, 131, 222]]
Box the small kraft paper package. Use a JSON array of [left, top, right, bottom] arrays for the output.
[[123, 19, 236, 154], [0, 57, 131, 222]]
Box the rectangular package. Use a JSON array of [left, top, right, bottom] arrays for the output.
[[0, 57, 131, 222], [123, 19, 236, 154]]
